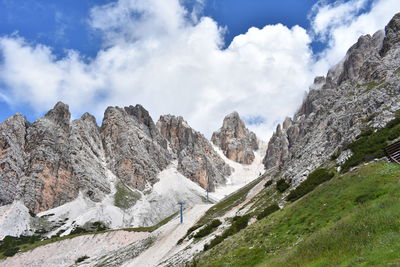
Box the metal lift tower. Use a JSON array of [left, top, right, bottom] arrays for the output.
[[178, 202, 185, 224]]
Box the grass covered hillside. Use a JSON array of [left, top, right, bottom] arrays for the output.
[[194, 162, 400, 267]]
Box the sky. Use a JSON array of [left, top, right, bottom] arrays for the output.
[[0, 0, 398, 139]]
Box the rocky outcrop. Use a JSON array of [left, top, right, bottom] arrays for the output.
[[18, 102, 78, 213], [263, 13, 400, 184], [212, 112, 258, 164], [0, 114, 28, 207], [380, 13, 400, 57], [15, 103, 113, 213], [263, 118, 291, 170], [338, 30, 385, 84], [101, 105, 171, 190], [70, 113, 111, 202], [157, 115, 231, 191]]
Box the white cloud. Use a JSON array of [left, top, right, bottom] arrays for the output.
[[0, 0, 399, 140], [311, 0, 400, 75], [310, 0, 369, 40], [0, 0, 315, 139]]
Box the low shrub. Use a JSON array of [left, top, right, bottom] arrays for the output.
[[70, 221, 108, 235], [204, 235, 225, 251], [203, 215, 251, 251], [75, 255, 90, 263], [221, 215, 250, 237], [286, 168, 335, 202], [354, 192, 383, 204], [193, 219, 222, 239], [0, 235, 40, 258], [91, 221, 108, 232], [276, 179, 290, 193], [256, 204, 280, 220], [3, 247, 19, 257], [70, 227, 88, 235], [230, 215, 251, 232], [264, 180, 273, 188], [330, 151, 341, 161], [40, 213, 55, 218], [179, 223, 204, 242], [186, 224, 203, 236]]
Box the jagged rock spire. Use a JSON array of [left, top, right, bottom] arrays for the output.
[[212, 111, 258, 165], [157, 114, 232, 191]]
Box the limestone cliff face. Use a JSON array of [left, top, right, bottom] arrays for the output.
[[263, 118, 292, 170], [70, 113, 111, 202], [18, 102, 78, 213], [9, 103, 114, 213], [0, 114, 29, 207], [211, 112, 258, 165], [157, 115, 232, 191], [101, 105, 171, 190], [263, 13, 400, 184]]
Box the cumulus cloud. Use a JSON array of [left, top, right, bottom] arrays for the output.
[[0, 0, 398, 140], [310, 0, 400, 74]]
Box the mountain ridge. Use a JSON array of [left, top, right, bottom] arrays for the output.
[[0, 102, 263, 238]]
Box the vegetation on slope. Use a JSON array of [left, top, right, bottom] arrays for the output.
[[0, 236, 40, 258], [342, 110, 400, 171], [193, 162, 400, 267], [114, 181, 142, 209], [275, 179, 290, 193], [256, 204, 280, 220], [204, 215, 251, 251], [245, 180, 283, 219], [286, 168, 335, 202], [75, 255, 90, 263], [178, 175, 265, 245], [193, 220, 222, 239], [195, 175, 264, 226]]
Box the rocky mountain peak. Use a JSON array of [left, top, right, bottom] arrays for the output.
[[221, 111, 246, 137], [157, 115, 192, 151], [380, 12, 400, 56], [124, 104, 161, 141], [157, 114, 232, 191], [336, 30, 385, 85], [80, 112, 97, 124], [44, 101, 71, 130], [125, 104, 153, 128], [212, 112, 258, 165], [101, 105, 171, 190]]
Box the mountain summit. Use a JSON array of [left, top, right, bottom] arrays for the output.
[[212, 112, 259, 164]]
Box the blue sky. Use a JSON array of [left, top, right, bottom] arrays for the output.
[[0, 0, 398, 138]]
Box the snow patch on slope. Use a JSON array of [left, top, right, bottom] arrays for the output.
[[0, 230, 149, 267], [210, 140, 267, 200], [37, 161, 214, 237], [0, 201, 32, 239]]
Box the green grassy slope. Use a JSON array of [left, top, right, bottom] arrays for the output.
[[195, 162, 400, 267]]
